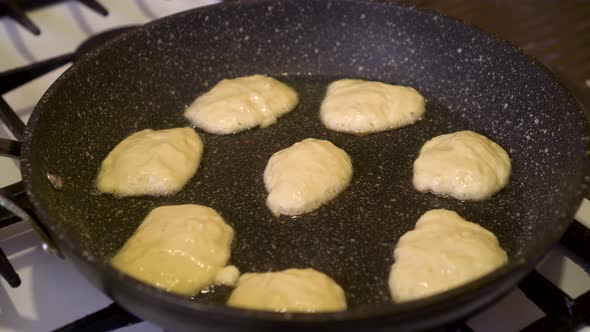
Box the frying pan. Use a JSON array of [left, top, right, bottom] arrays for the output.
[[0, 1, 588, 331]]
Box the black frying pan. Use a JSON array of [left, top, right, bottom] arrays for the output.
[[1, 1, 588, 331]]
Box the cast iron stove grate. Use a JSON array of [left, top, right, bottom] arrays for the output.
[[0, 0, 108, 35]]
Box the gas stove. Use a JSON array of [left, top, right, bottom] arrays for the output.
[[0, 1, 589, 332]]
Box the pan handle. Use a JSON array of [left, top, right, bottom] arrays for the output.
[[0, 138, 60, 256]]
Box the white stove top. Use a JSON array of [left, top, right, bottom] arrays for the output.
[[0, 1, 589, 331]]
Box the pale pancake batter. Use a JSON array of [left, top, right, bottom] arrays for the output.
[[214, 265, 241, 287], [264, 138, 353, 216], [413, 130, 511, 200], [97, 128, 203, 196], [320, 79, 425, 134], [111, 204, 234, 296], [388, 209, 507, 302], [227, 268, 347, 312], [184, 74, 299, 134]]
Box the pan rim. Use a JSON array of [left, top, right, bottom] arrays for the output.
[[20, 0, 590, 326]]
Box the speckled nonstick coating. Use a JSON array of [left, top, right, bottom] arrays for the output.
[[20, 1, 589, 331]]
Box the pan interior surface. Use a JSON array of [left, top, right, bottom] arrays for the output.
[[24, 0, 587, 313]]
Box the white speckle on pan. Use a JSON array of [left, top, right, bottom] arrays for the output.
[[360, 13, 366, 19], [457, 48, 463, 53], [244, 35, 250, 41], [534, 118, 539, 124]]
